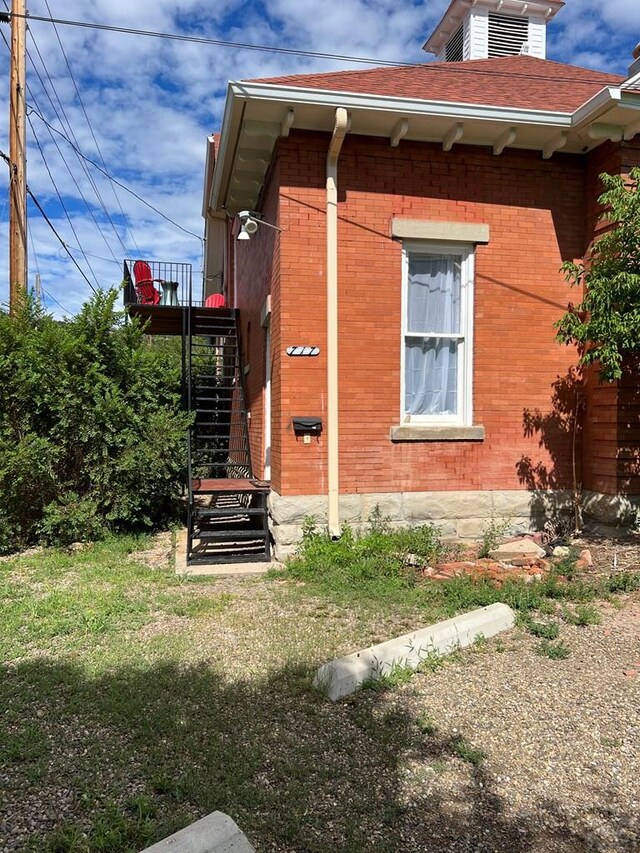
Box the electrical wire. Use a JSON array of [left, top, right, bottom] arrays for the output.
[[41, 285, 72, 315], [27, 112, 102, 289], [24, 25, 129, 260], [42, 0, 141, 256], [26, 185, 98, 293], [0, 17, 122, 266], [28, 106, 204, 242], [8, 10, 622, 85], [0, 145, 97, 294]]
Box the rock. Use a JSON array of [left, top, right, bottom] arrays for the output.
[[553, 546, 572, 558], [489, 538, 546, 561], [579, 548, 593, 567]]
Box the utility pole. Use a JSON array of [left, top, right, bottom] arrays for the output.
[[8, 0, 27, 315]]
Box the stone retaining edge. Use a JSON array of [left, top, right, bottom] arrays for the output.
[[139, 811, 254, 853], [313, 603, 516, 702]]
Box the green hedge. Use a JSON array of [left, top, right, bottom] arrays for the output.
[[0, 290, 191, 551]]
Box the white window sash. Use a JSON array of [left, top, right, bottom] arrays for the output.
[[400, 242, 474, 426]]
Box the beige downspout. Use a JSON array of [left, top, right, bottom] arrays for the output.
[[326, 107, 349, 537]]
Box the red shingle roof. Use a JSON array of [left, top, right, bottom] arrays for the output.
[[252, 55, 623, 113]]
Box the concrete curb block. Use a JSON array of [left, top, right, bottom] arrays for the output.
[[313, 603, 516, 701], [139, 811, 254, 852]]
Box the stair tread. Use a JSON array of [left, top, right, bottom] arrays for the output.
[[194, 507, 265, 517], [187, 552, 270, 566], [193, 529, 267, 541], [192, 478, 269, 493]]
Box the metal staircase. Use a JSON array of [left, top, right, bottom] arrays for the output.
[[186, 307, 270, 565]]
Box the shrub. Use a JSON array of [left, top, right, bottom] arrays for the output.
[[0, 291, 191, 551]]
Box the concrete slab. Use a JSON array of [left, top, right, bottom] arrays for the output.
[[313, 602, 516, 701], [178, 562, 274, 578], [139, 811, 254, 852], [175, 529, 277, 578], [489, 538, 546, 561]]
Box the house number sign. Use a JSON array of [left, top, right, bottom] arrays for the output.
[[286, 346, 320, 357]]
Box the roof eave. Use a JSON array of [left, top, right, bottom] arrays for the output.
[[234, 80, 574, 126]]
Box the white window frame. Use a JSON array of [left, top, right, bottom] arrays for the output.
[[400, 241, 474, 426]]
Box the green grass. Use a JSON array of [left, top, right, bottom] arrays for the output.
[[0, 536, 238, 661], [276, 522, 630, 623], [1, 531, 637, 852]]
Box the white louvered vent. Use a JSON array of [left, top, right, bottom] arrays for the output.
[[445, 25, 464, 62], [488, 13, 528, 57]]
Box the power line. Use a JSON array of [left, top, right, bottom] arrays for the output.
[[28, 106, 203, 242], [23, 21, 129, 260], [7, 10, 622, 85], [25, 184, 98, 293], [0, 17, 123, 266], [27, 111, 101, 289], [0, 145, 97, 293], [42, 0, 141, 256], [41, 285, 72, 315]]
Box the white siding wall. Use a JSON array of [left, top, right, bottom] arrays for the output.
[[528, 17, 547, 59], [466, 7, 489, 60]]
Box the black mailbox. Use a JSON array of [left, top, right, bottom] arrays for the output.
[[292, 417, 323, 436]]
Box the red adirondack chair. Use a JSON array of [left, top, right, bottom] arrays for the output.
[[205, 293, 226, 308], [132, 261, 161, 305]]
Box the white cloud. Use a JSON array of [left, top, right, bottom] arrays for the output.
[[0, 0, 636, 316]]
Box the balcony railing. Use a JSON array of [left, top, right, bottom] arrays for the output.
[[123, 259, 200, 308]]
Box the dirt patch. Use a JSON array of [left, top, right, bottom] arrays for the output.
[[128, 531, 174, 570]]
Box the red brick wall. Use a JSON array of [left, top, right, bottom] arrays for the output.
[[273, 131, 585, 496], [582, 139, 640, 496], [233, 160, 280, 487]]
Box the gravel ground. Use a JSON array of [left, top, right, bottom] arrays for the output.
[[375, 594, 640, 852], [1, 536, 640, 852]]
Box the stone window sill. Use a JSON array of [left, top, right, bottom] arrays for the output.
[[390, 425, 485, 442]]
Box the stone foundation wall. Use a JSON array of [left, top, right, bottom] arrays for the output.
[[268, 489, 640, 561], [268, 489, 576, 561]]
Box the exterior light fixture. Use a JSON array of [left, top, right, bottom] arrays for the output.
[[237, 210, 260, 241], [236, 210, 284, 241]]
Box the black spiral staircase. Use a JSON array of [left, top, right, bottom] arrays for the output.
[[186, 307, 270, 565]]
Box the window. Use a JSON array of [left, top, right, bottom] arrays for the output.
[[401, 243, 474, 425]]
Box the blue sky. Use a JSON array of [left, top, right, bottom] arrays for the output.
[[0, 0, 639, 316]]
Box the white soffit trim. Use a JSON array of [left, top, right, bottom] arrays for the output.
[[231, 81, 573, 127], [392, 219, 490, 243]]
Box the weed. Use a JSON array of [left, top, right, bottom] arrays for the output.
[[367, 504, 392, 535], [553, 550, 580, 580], [418, 648, 446, 673], [473, 633, 488, 651], [362, 662, 415, 693], [478, 517, 512, 558], [562, 604, 601, 626], [538, 599, 557, 616], [0, 723, 47, 763], [44, 824, 86, 852], [536, 640, 571, 659], [606, 572, 640, 593], [524, 619, 560, 640], [416, 714, 438, 736], [450, 735, 486, 765]]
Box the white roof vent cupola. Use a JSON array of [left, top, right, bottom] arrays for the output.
[[424, 0, 565, 62]]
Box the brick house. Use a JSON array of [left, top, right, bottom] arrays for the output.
[[203, 0, 640, 559]]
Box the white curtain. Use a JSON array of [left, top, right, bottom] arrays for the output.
[[405, 254, 460, 416]]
